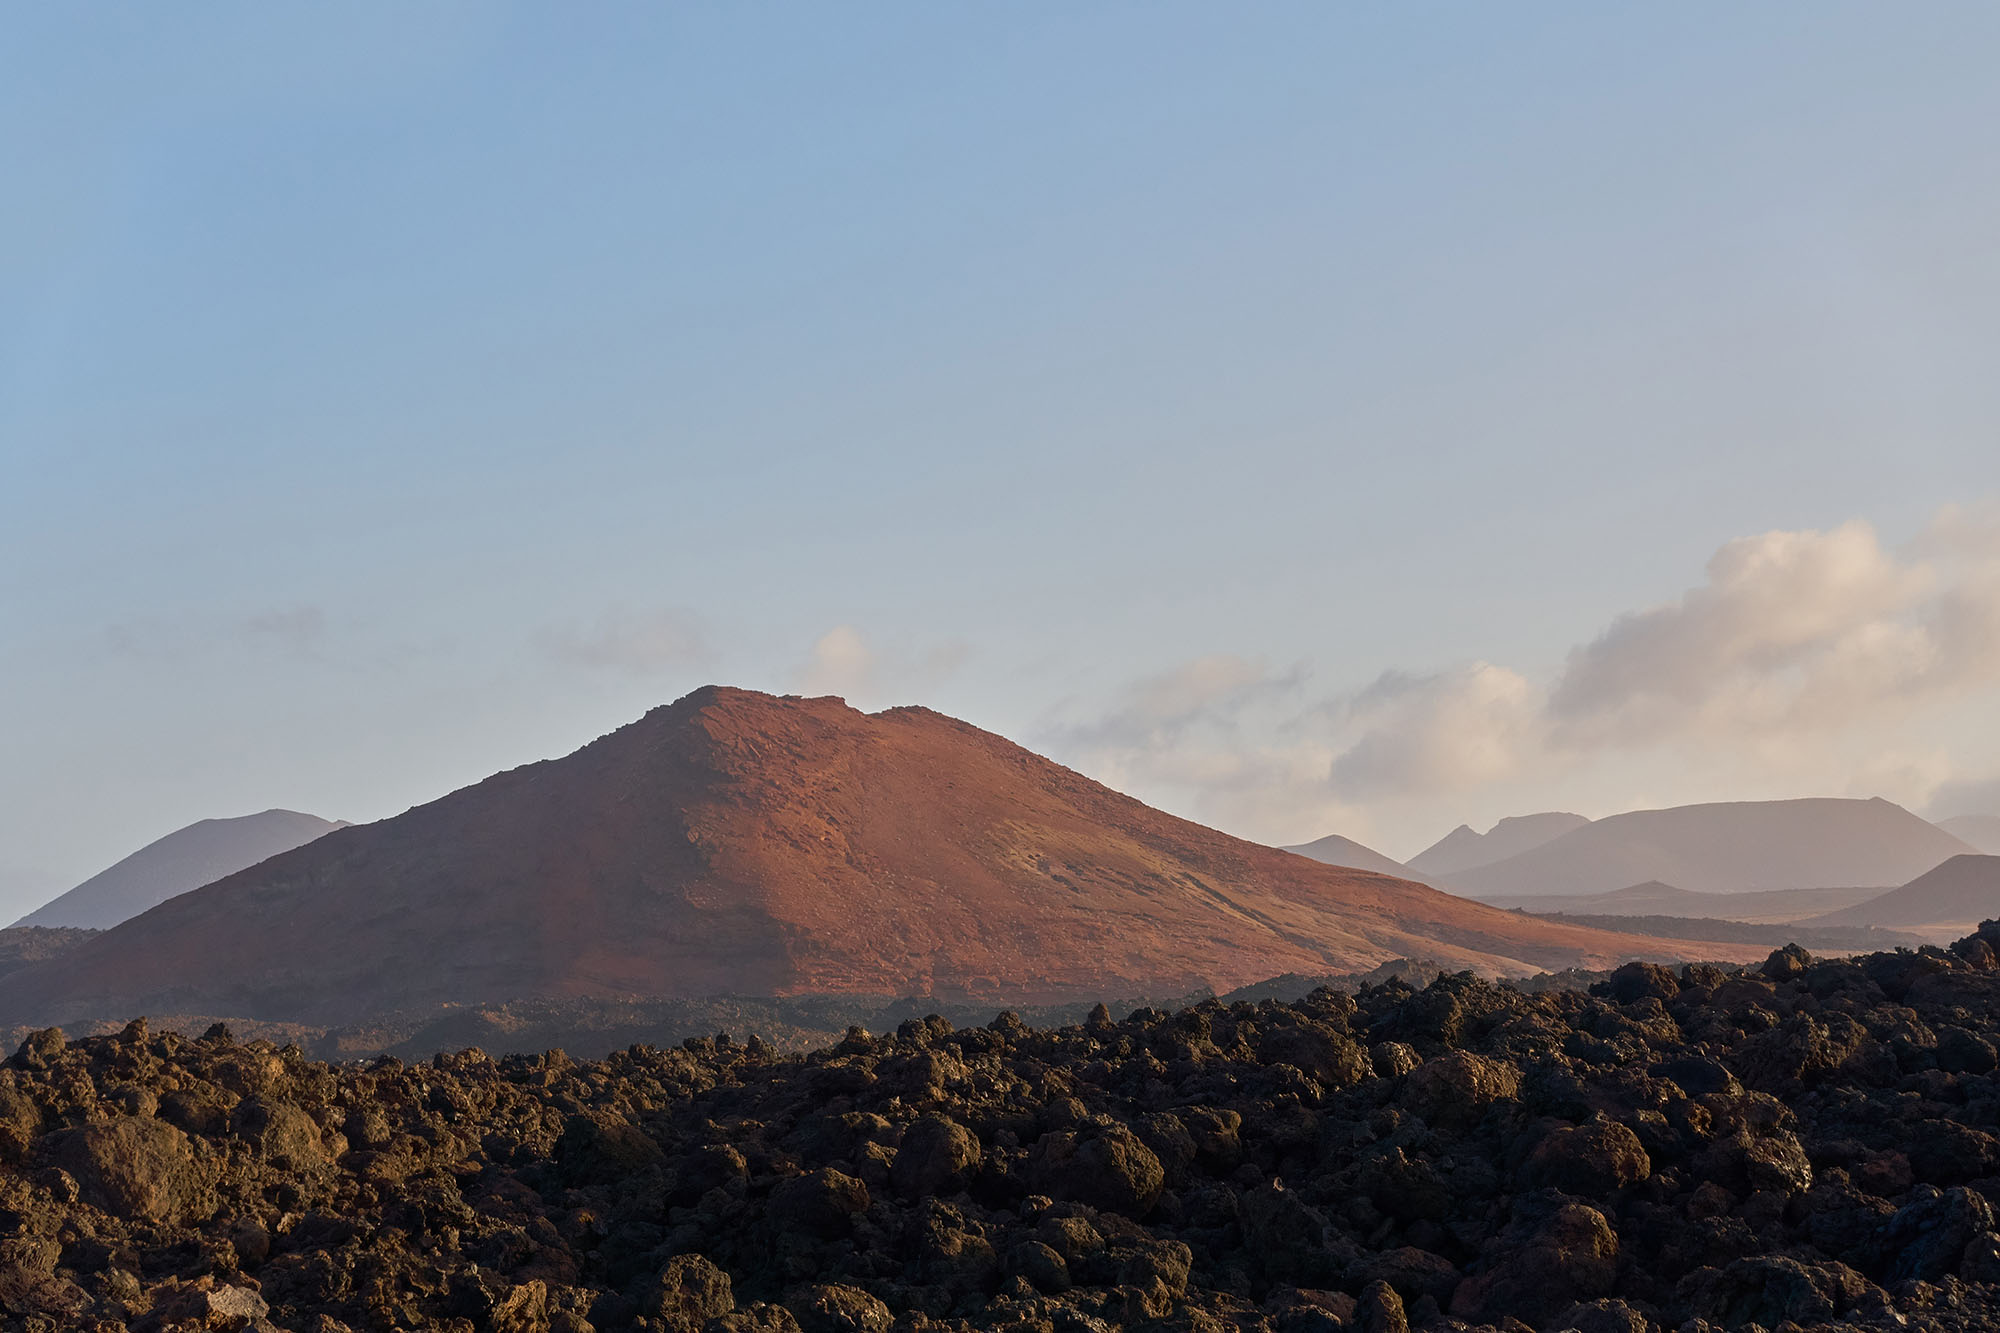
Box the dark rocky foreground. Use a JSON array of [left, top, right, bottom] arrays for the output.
[[16, 936, 2000, 1332]]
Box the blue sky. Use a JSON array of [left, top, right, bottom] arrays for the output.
[[5, 5, 1999, 914]]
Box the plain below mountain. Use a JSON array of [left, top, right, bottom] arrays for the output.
[[1939, 815, 2000, 855], [1518, 909, 1920, 954], [1280, 832, 1438, 885], [0, 687, 1769, 1033], [1806, 855, 2000, 934], [1449, 797, 1976, 899], [1484, 881, 1888, 924], [1407, 811, 1591, 879], [12, 810, 349, 930]]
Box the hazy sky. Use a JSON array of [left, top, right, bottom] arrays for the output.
[[6, 6, 1999, 918]]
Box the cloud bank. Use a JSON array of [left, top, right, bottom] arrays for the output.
[[1048, 504, 2000, 847], [1548, 517, 1999, 747]]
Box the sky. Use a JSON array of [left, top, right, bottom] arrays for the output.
[[4, 5, 1999, 919]]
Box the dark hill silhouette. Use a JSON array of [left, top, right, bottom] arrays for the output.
[[1449, 797, 1975, 899], [12, 810, 347, 930], [1280, 832, 1436, 885], [1408, 812, 1591, 878], [0, 688, 1762, 1030], [1807, 854, 2000, 931]]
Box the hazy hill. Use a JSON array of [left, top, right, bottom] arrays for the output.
[[1450, 797, 1975, 899], [1280, 832, 1435, 884], [1940, 815, 2000, 855], [1807, 855, 2000, 932], [0, 687, 1763, 1031], [12, 809, 348, 929], [1408, 812, 1591, 878], [1484, 881, 1887, 923]]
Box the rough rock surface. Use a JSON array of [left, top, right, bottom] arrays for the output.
[[16, 934, 2000, 1330]]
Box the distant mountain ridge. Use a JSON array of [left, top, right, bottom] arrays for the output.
[[1450, 797, 1975, 899], [0, 687, 1765, 1032], [13, 810, 348, 930], [1408, 812, 1591, 878], [1280, 833, 1438, 885]]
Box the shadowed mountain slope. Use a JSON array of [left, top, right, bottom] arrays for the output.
[[1450, 797, 1976, 899], [12, 809, 347, 929], [0, 688, 1761, 1029], [1808, 855, 2000, 931], [1407, 812, 1591, 879]]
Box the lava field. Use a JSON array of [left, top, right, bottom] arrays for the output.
[[13, 932, 2000, 1332]]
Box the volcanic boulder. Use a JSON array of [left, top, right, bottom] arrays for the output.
[[891, 1114, 982, 1199], [56, 1117, 213, 1225]]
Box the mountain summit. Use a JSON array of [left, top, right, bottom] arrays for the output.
[[1279, 832, 1435, 885], [0, 688, 1747, 1029], [12, 809, 347, 930], [1407, 812, 1592, 879]]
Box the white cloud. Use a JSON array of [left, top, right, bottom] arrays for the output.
[[1047, 502, 2000, 845], [1842, 747, 1957, 811], [1547, 516, 2000, 748], [1330, 663, 1540, 798], [800, 625, 874, 698], [1919, 500, 2000, 564], [1038, 657, 1356, 842], [1058, 655, 1299, 751]]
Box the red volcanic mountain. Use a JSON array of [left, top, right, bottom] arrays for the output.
[[0, 688, 1757, 1028]]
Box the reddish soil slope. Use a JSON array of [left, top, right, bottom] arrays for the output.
[[0, 688, 1761, 1028]]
